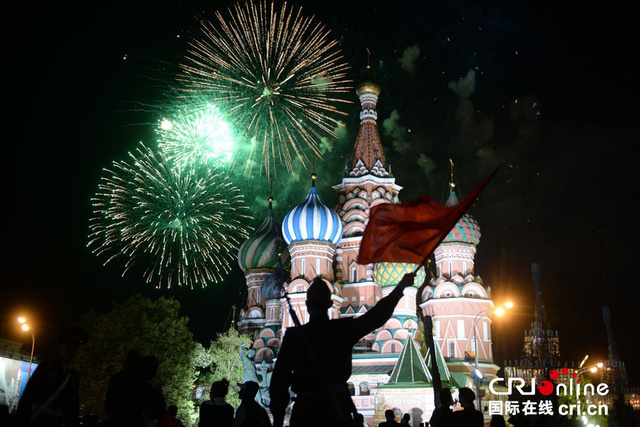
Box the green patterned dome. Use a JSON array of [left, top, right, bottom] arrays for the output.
[[237, 208, 282, 272], [442, 190, 481, 245], [373, 262, 426, 288]]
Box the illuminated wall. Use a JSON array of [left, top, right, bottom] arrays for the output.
[[0, 357, 37, 412]]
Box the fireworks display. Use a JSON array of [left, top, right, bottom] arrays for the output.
[[88, 144, 251, 289], [157, 104, 237, 169], [179, 0, 352, 177]]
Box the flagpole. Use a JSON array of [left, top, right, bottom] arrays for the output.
[[414, 259, 443, 407]]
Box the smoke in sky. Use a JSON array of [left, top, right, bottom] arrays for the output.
[[399, 44, 420, 75], [448, 69, 476, 98], [417, 153, 437, 177], [382, 109, 410, 153]]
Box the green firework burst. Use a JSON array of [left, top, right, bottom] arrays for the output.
[[157, 104, 238, 169], [89, 143, 251, 288]]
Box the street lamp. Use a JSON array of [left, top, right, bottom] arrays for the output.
[[575, 362, 604, 376], [18, 317, 35, 381], [471, 302, 514, 412]]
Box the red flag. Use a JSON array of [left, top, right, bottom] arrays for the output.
[[358, 168, 498, 266]]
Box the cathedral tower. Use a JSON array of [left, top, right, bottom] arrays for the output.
[[237, 198, 283, 336], [281, 174, 344, 329], [420, 171, 500, 383]]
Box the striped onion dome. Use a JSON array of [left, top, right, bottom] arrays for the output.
[[282, 180, 343, 246], [237, 206, 282, 272], [442, 190, 481, 245], [261, 261, 288, 300]]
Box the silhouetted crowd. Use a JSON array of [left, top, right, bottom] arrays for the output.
[[3, 277, 637, 427], [1, 327, 271, 427]]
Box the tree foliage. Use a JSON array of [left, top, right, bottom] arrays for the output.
[[74, 295, 206, 425], [205, 327, 252, 407]]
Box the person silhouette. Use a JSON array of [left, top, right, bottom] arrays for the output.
[[232, 381, 271, 427], [401, 413, 411, 427], [451, 388, 483, 427], [354, 413, 368, 427], [429, 388, 454, 427], [491, 414, 506, 427], [16, 326, 89, 427], [140, 355, 166, 427], [199, 379, 234, 427], [105, 350, 146, 427], [379, 410, 401, 427], [269, 273, 416, 427], [167, 405, 185, 427]]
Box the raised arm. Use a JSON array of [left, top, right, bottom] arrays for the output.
[[351, 272, 416, 339]]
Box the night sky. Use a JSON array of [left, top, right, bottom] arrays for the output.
[[4, 0, 639, 385]]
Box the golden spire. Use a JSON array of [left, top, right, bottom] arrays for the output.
[[449, 158, 456, 190], [356, 48, 381, 96], [268, 177, 274, 210], [311, 157, 317, 186]]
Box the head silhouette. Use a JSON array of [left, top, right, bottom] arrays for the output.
[[238, 381, 260, 400], [306, 278, 332, 317], [384, 409, 395, 421], [210, 379, 230, 399], [458, 387, 476, 407]]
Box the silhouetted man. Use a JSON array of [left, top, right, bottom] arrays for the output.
[[233, 381, 271, 427], [452, 388, 483, 427], [269, 273, 416, 427], [16, 326, 88, 427], [105, 350, 146, 427], [379, 410, 401, 427], [429, 388, 454, 427]]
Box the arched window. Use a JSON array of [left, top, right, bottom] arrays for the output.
[[351, 267, 358, 283], [449, 342, 455, 358], [359, 381, 370, 396], [347, 382, 356, 396]]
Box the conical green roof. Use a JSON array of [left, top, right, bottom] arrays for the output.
[[425, 339, 451, 383], [387, 336, 432, 384]]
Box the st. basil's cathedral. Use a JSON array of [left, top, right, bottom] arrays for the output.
[[235, 67, 500, 426]]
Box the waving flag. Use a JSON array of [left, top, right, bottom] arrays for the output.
[[358, 169, 498, 266]]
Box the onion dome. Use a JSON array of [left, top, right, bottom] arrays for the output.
[[282, 176, 342, 246], [237, 202, 282, 271], [442, 190, 481, 245], [279, 246, 291, 270], [356, 65, 381, 97], [261, 260, 288, 300], [373, 262, 426, 288]]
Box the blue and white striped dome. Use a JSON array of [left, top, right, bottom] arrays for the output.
[[282, 184, 342, 246]]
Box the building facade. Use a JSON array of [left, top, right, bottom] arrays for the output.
[[236, 68, 499, 426]]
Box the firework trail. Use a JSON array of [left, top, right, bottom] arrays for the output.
[[89, 143, 251, 289], [179, 0, 352, 177]]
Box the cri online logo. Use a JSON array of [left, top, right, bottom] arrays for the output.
[[489, 367, 609, 397], [539, 367, 575, 395]]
